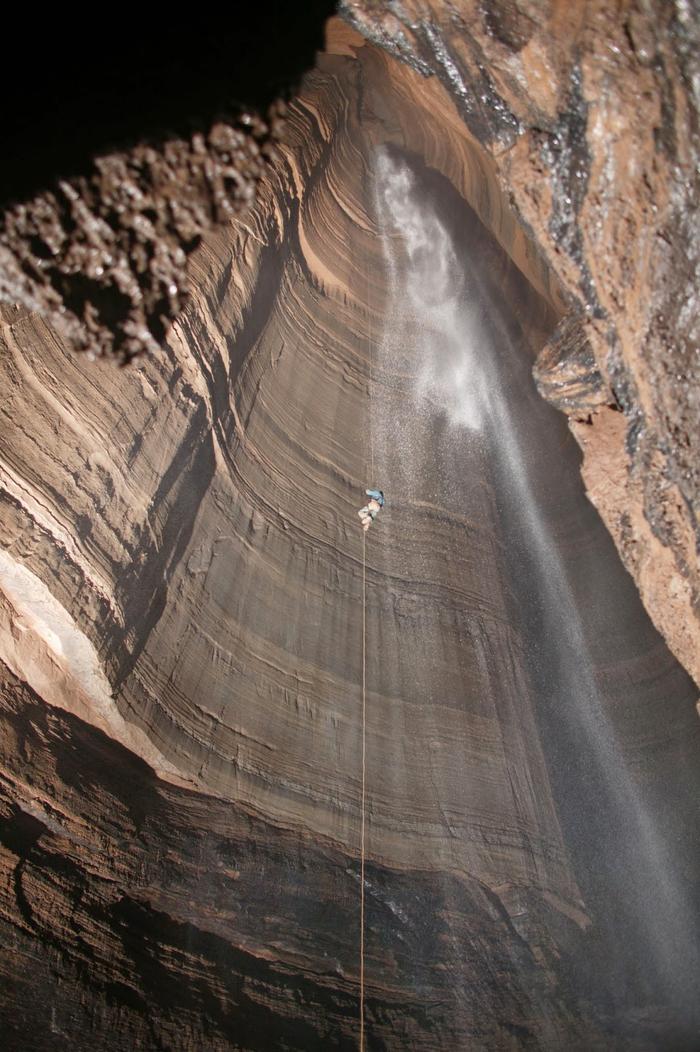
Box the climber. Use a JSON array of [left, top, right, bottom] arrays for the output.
[[357, 489, 385, 531]]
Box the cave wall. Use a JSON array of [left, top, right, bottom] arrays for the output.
[[340, 0, 700, 689], [2, 3, 698, 686], [1, 11, 699, 1052], [0, 28, 585, 1051], [1, 22, 584, 889]]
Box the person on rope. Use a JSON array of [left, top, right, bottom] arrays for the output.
[[358, 489, 385, 532]]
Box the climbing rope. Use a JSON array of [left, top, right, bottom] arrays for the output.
[[360, 529, 367, 1051], [359, 231, 373, 1051], [368, 261, 374, 483]]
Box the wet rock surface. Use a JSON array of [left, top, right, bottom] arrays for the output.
[[1, 6, 700, 1051], [2, 668, 618, 1051], [2, 2, 697, 683], [340, 0, 700, 686]]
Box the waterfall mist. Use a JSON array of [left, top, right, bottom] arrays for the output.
[[370, 146, 700, 1041]]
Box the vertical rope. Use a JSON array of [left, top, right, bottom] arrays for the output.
[[360, 529, 367, 1051], [360, 197, 373, 1050], [368, 249, 374, 482]]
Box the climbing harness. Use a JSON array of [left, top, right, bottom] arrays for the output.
[[358, 491, 384, 531]]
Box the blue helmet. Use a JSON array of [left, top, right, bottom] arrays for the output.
[[366, 489, 385, 507]]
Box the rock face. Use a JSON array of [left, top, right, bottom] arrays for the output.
[[341, 0, 700, 691], [0, 10, 336, 362], [3, 2, 698, 688], [0, 110, 280, 362], [1, 11, 699, 1052]]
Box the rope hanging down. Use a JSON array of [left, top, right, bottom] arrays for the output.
[[360, 530, 367, 1052], [368, 266, 374, 483], [359, 249, 374, 1051]]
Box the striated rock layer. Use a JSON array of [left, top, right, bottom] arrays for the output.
[[341, 0, 700, 691], [1, 16, 699, 1052]]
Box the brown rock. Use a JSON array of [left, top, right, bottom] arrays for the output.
[[340, 0, 700, 690], [1, 8, 699, 1050]]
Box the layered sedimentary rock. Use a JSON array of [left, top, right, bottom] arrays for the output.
[[341, 0, 700, 688], [1, 11, 700, 1052], [2, 2, 698, 686]]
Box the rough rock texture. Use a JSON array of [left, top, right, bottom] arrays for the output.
[[340, 0, 700, 688], [2, 2, 698, 689], [0, 110, 282, 361], [1, 18, 700, 1049], [0, 10, 337, 362], [0, 666, 607, 1051]]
